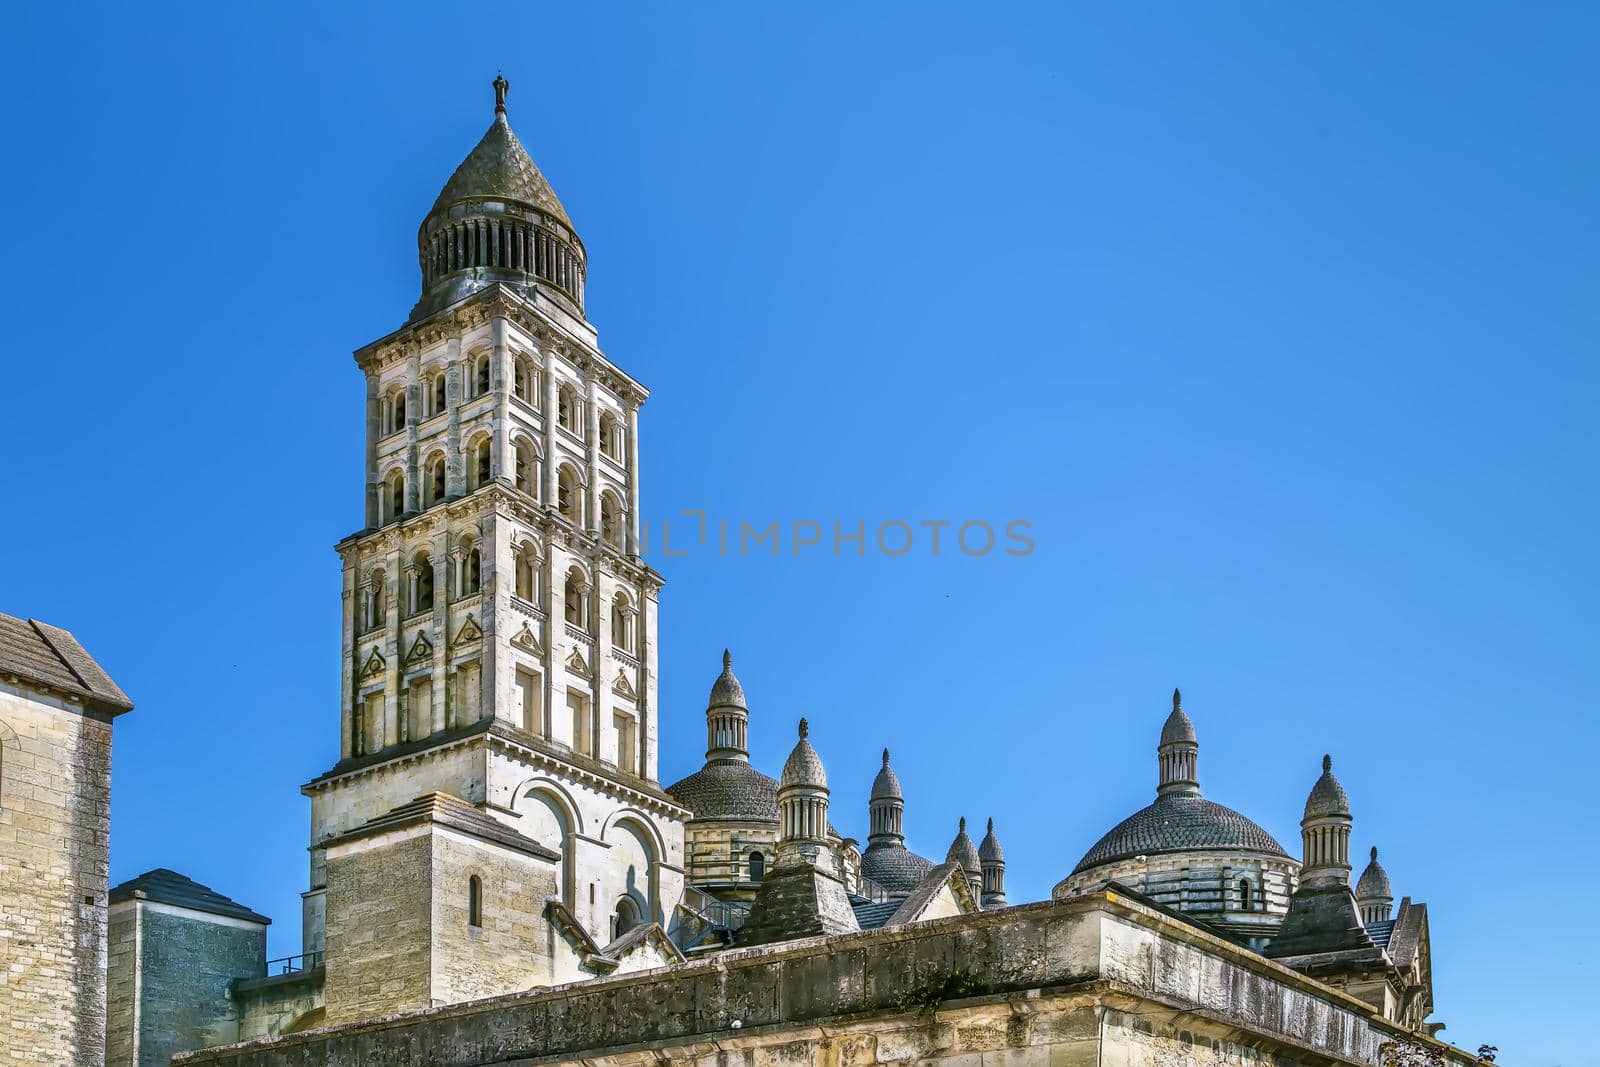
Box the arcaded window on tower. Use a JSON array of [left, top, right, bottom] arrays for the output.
[[473, 356, 491, 398], [471, 438, 492, 490], [413, 552, 434, 611], [513, 357, 537, 405], [748, 850, 765, 883], [558, 386, 580, 434], [386, 471, 406, 523], [557, 467, 581, 524], [1238, 878, 1253, 912], [599, 413, 623, 460], [600, 494, 622, 548], [425, 454, 446, 507], [428, 371, 447, 417], [611, 593, 632, 652], [563, 567, 587, 627], [514, 440, 537, 498]]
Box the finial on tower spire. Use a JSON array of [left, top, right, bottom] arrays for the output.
[[722, 648, 732, 670], [798, 717, 809, 739], [493, 73, 509, 115], [1173, 687, 1182, 710], [1370, 845, 1378, 862], [1323, 753, 1332, 773], [882, 747, 890, 766], [959, 816, 967, 832]]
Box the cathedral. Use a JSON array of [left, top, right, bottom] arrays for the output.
[[67, 80, 1467, 1066]]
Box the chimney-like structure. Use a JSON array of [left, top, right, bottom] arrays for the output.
[[978, 818, 1007, 909]]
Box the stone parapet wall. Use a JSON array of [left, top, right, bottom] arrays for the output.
[[175, 894, 1476, 1067]]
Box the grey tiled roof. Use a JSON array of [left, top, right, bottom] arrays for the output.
[[666, 759, 780, 821], [1071, 793, 1291, 875], [861, 840, 935, 895], [1365, 919, 1396, 950], [430, 113, 571, 226], [109, 869, 268, 924], [0, 613, 131, 713], [850, 897, 901, 931], [1355, 847, 1392, 900]]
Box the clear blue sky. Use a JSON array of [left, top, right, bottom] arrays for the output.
[[3, 4, 1594, 1062]]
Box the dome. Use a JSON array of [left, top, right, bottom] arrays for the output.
[[861, 841, 934, 894], [1071, 792, 1292, 875], [870, 748, 903, 802], [1355, 846, 1392, 900], [779, 719, 827, 789], [666, 759, 779, 821], [947, 818, 981, 872], [978, 818, 1004, 863], [1160, 689, 1197, 745], [1304, 754, 1351, 819]]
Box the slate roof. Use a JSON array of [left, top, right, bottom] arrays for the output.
[[850, 897, 901, 931], [1071, 792, 1291, 875], [1365, 919, 1396, 950], [0, 613, 131, 714], [323, 792, 560, 861], [429, 111, 571, 227], [109, 869, 269, 924], [667, 759, 780, 821], [861, 840, 935, 895]]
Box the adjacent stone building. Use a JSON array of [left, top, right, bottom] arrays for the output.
[[0, 613, 132, 1065]]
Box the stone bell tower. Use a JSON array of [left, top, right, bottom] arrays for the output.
[[299, 78, 687, 988]]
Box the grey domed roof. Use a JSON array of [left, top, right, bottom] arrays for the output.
[[1355, 846, 1392, 900], [779, 719, 827, 788], [978, 818, 1004, 863], [430, 91, 572, 227], [947, 818, 981, 871], [708, 649, 746, 709], [1071, 792, 1291, 875], [870, 748, 903, 802], [1160, 689, 1197, 745], [861, 841, 934, 895], [665, 759, 779, 821], [1304, 755, 1351, 819]]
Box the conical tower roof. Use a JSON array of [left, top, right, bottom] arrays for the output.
[[780, 719, 827, 789], [429, 75, 572, 227], [708, 649, 746, 709], [947, 817, 981, 871], [978, 818, 1004, 863], [1304, 754, 1351, 819], [1160, 688, 1197, 745], [870, 748, 903, 801], [1355, 846, 1392, 899]]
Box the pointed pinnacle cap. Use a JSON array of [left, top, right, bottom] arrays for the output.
[[947, 817, 981, 871], [707, 648, 746, 709], [1355, 845, 1392, 900], [1160, 687, 1198, 746], [870, 746, 904, 802], [1304, 753, 1351, 819], [780, 718, 826, 788], [428, 76, 572, 227], [978, 817, 1005, 863]]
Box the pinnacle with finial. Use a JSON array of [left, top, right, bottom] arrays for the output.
[[1173, 687, 1182, 710], [1371, 846, 1379, 861], [987, 817, 994, 833], [493, 73, 509, 115], [882, 747, 890, 766], [798, 717, 809, 739], [1322, 753, 1332, 773], [959, 816, 967, 832], [722, 648, 732, 670]]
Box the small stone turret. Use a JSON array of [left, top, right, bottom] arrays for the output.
[[1266, 754, 1377, 961], [946, 818, 982, 898], [1355, 846, 1394, 923], [868, 748, 905, 844], [977, 818, 1007, 909], [1158, 688, 1199, 796], [704, 650, 749, 761], [738, 720, 860, 946], [1300, 754, 1353, 889]]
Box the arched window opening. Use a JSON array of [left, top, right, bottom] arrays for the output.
[[468, 875, 483, 928], [558, 387, 579, 433], [599, 414, 623, 461], [414, 554, 434, 612], [472, 439, 492, 490], [386, 472, 405, 523], [391, 391, 406, 433], [475, 357, 491, 398], [515, 549, 538, 601], [563, 568, 587, 627], [514, 441, 536, 497], [466, 548, 482, 595], [426, 455, 446, 507], [748, 850, 765, 883], [600, 495, 622, 549], [611, 896, 640, 941], [1238, 878, 1253, 912], [364, 572, 386, 632], [557, 467, 581, 524], [611, 595, 632, 652], [430, 372, 447, 417], [514, 358, 537, 404]]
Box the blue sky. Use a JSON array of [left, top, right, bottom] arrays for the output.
[[3, 3, 1595, 1062]]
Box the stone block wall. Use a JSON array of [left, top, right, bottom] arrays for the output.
[[0, 681, 114, 1065], [105, 902, 267, 1067], [323, 828, 433, 1023], [430, 827, 559, 1006]]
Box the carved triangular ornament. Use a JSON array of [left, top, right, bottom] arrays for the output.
[[405, 632, 434, 665], [566, 649, 590, 678], [455, 615, 483, 643], [612, 671, 636, 699], [511, 621, 543, 653], [360, 648, 386, 679]]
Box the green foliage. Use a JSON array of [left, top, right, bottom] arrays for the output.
[[891, 966, 987, 1017]]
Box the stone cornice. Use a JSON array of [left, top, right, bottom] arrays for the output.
[[487, 723, 690, 822]]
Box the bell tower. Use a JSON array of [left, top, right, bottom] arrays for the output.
[[300, 79, 687, 974]]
